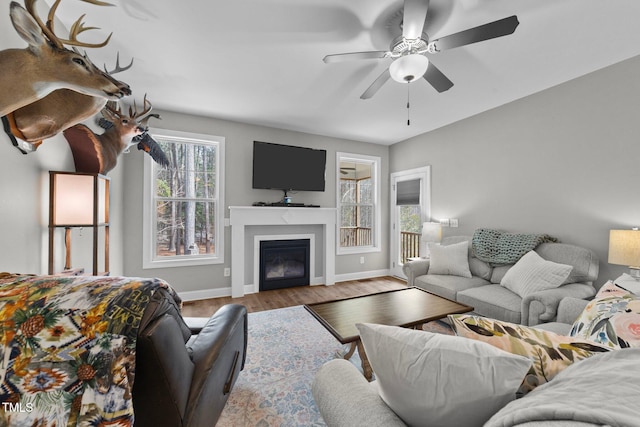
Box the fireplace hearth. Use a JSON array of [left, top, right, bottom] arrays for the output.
[[259, 239, 310, 291]]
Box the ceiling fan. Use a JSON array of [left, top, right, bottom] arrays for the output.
[[323, 0, 519, 99]]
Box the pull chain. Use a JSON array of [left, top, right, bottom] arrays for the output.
[[406, 83, 411, 126]]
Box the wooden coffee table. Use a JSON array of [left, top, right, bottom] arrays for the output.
[[304, 287, 473, 380]]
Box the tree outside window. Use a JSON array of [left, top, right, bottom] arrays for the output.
[[144, 129, 224, 268], [337, 153, 381, 254]]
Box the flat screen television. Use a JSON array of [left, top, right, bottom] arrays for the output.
[[252, 141, 326, 193]]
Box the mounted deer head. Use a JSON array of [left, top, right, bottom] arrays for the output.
[[0, 0, 131, 117], [2, 54, 134, 154], [63, 96, 170, 174]]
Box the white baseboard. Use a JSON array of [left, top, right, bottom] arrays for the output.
[[179, 269, 391, 301], [334, 269, 391, 283]]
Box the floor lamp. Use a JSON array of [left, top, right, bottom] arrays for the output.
[[48, 171, 110, 275]]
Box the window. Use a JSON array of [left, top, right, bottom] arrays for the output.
[[336, 152, 381, 254], [143, 128, 225, 268]]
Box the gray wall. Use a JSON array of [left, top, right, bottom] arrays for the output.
[[122, 110, 389, 294], [0, 17, 125, 276], [0, 132, 125, 276], [390, 55, 640, 288], [5, 9, 638, 292]]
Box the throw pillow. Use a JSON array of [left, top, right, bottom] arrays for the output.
[[500, 250, 573, 298], [569, 280, 640, 349], [356, 323, 531, 427], [449, 314, 610, 396], [427, 241, 472, 278], [614, 273, 640, 295]]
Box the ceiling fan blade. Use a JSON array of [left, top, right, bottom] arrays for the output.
[[323, 51, 387, 63], [423, 62, 453, 93], [431, 15, 519, 51], [360, 68, 391, 100], [402, 0, 429, 40]]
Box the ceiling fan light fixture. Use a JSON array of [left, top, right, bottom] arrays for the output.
[[389, 54, 429, 83]]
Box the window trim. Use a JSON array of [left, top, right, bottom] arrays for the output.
[[336, 152, 381, 255], [142, 128, 225, 269]]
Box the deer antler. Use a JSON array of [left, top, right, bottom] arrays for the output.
[[79, 0, 114, 6], [138, 113, 161, 129], [129, 94, 153, 121], [104, 52, 134, 74], [24, 0, 113, 49]]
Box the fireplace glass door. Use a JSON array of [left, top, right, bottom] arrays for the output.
[[259, 239, 310, 291]]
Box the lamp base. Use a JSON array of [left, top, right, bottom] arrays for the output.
[[628, 268, 640, 279]]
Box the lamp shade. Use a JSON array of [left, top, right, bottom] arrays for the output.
[[389, 54, 429, 83], [51, 172, 108, 226], [608, 229, 640, 268], [422, 222, 442, 243]]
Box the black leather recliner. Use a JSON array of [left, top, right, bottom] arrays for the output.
[[132, 288, 248, 426]]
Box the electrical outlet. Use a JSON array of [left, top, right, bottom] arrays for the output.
[[224, 268, 231, 277], [440, 219, 450, 227], [360, 256, 365, 264], [450, 218, 459, 228]]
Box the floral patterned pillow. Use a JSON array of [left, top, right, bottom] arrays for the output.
[[569, 280, 640, 349], [449, 314, 610, 396]]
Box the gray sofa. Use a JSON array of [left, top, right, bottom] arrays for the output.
[[402, 236, 599, 326], [312, 298, 640, 427]]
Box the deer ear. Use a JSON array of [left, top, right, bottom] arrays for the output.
[[10, 2, 47, 51], [101, 108, 117, 122]]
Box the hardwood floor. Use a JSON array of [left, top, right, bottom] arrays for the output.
[[181, 276, 408, 317]]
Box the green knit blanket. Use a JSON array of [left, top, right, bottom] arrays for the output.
[[472, 228, 558, 265]]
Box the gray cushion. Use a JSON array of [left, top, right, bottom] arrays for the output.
[[415, 275, 490, 301], [428, 241, 472, 278], [535, 243, 598, 284], [357, 323, 531, 427], [312, 359, 406, 427], [457, 285, 523, 324], [500, 251, 573, 298], [469, 257, 492, 281], [440, 236, 493, 280], [490, 264, 514, 284]]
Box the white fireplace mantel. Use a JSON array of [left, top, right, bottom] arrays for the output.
[[229, 206, 337, 298]]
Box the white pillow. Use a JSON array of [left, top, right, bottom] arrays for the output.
[[500, 250, 573, 298], [356, 323, 532, 427], [614, 273, 640, 295], [427, 241, 472, 278]]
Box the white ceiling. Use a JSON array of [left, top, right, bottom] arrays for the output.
[[37, 0, 640, 145]]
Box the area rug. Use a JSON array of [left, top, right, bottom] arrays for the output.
[[217, 305, 453, 426]]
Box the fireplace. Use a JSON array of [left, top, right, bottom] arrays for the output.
[[259, 239, 310, 291]]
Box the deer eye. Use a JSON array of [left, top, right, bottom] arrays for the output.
[[122, 119, 129, 124], [72, 57, 86, 67]]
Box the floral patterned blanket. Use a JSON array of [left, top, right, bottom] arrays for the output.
[[0, 273, 178, 426]]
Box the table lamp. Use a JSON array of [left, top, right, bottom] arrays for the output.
[[421, 222, 442, 258], [608, 229, 640, 279]]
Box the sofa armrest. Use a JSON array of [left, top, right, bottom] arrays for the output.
[[522, 284, 595, 326], [312, 359, 406, 427], [184, 304, 248, 427], [555, 297, 589, 325], [402, 259, 430, 286]]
